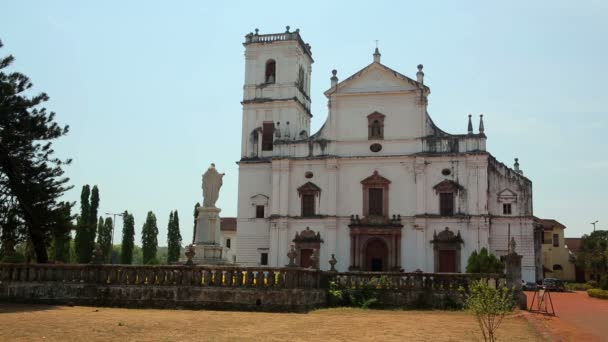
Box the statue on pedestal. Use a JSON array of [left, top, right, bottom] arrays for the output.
[[202, 163, 225, 208]]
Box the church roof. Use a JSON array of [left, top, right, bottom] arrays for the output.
[[324, 60, 429, 97], [220, 217, 237, 231]]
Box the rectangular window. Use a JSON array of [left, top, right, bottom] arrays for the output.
[[503, 203, 512, 215], [260, 252, 268, 266], [368, 188, 383, 216], [439, 192, 454, 216], [302, 194, 315, 217], [553, 234, 559, 247], [256, 205, 265, 218], [226, 238, 231, 249], [542, 232, 551, 244], [261, 122, 274, 151]]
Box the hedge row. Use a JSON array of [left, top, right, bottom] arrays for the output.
[[587, 289, 608, 300]]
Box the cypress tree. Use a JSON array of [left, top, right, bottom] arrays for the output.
[[192, 202, 200, 243], [141, 211, 158, 264], [120, 211, 135, 264], [74, 185, 91, 263], [167, 210, 182, 263], [97, 216, 112, 263], [88, 186, 99, 246]]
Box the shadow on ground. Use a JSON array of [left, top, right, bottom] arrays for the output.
[[0, 303, 59, 314]]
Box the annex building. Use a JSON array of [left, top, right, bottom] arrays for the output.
[[229, 28, 537, 282]]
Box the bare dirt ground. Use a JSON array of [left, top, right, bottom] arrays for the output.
[[0, 304, 541, 342], [525, 291, 608, 342]]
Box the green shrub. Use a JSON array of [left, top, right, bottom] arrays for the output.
[[465, 280, 515, 342], [1, 253, 25, 263], [327, 276, 391, 309], [587, 289, 608, 299], [586, 280, 599, 288], [466, 248, 504, 274], [600, 276, 608, 291], [145, 257, 160, 265], [565, 282, 592, 291]]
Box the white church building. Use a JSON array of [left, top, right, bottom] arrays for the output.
[[230, 28, 537, 282]]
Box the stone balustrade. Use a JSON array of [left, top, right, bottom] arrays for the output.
[[0, 263, 506, 311], [326, 271, 504, 291], [0, 263, 321, 289]]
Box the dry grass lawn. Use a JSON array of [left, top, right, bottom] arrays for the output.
[[0, 304, 542, 341]]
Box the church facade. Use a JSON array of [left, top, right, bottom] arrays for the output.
[[234, 28, 537, 282]]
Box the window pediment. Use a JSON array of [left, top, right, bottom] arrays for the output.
[[293, 227, 323, 243], [250, 194, 269, 206], [367, 112, 386, 123], [433, 179, 462, 194], [361, 170, 391, 187], [497, 189, 518, 203], [431, 227, 464, 244], [297, 182, 321, 196]]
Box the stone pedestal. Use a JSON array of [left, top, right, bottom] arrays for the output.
[[186, 206, 230, 265], [505, 252, 527, 309], [195, 207, 221, 244], [190, 243, 228, 265]]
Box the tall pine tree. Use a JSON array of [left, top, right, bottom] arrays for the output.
[[120, 211, 134, 264], [74, 185, 91, 263], [167, 210, 182, 263], [49, 202, 74, 263], [97, 216, 112, 263], [0, 40, 73, 262], [141, 211, 158, 264]]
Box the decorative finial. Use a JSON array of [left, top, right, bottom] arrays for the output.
[[416, 64, 424, 84], [479, 114, 485, 134], [373, 43, 381, 63], [514, 158, 523, 174], [331, 69, 338, 87], [254, 28, 259, 35], [285, 25, 290, 33], [295, 28, 300, 33], [275, 122, 281, 138], [467, 114, 473, 134]]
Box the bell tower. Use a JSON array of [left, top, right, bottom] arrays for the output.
[[241, 26, 313, 159]]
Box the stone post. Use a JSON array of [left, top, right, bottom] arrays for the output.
[[505, 237, 527, 309]]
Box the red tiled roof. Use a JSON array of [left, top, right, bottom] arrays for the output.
[[536, 218, 566, 230], [565, 238, 582, 254], [220, 217, 236, 231]]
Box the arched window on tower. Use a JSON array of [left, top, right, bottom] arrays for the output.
[[265, 59, 276, 84]]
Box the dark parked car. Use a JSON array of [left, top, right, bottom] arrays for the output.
[[542, 278, 565, 292], [522, 281, 538, 291]]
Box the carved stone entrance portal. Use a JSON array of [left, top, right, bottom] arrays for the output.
[[348, 215, 403, 271], [293, 227, 323, 269], [365, 239, 389, 272], [431, 227, 463, 273]]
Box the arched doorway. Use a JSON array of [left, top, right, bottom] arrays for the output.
[[365, 239, 388, 272]]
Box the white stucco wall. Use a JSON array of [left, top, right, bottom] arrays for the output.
[[235, 32, 536, 281]]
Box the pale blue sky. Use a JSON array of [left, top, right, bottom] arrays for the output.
[[2, 1, 607, 245]]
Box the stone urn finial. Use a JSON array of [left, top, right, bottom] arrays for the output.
[[286, 245, 298, 267], [185, 244, 196, 265], [329, 254, 337, 272]]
